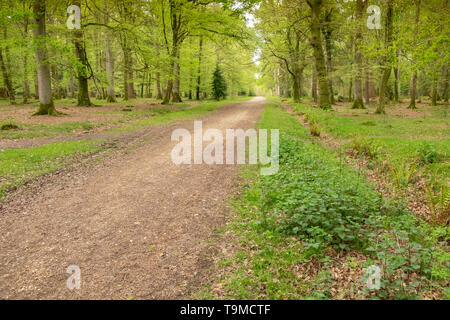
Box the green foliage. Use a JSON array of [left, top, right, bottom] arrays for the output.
[[389, 160, 418, 189], [425, 183, 450, 225], [212, 103, 448, 300], [349, 137, 381, 160], [417, 142, 439, 164], [211, 64, 227, 101], [262, 136, 383, 252]]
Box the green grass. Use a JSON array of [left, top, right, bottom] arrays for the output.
[[205, 103, 449, 300], [110, 97, 252, 132], [0, 121, 96, 139], [0, 140, 102, 199], [269, 97, 450, 183], [0, 96, 252, 139]]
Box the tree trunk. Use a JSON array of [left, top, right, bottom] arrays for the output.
[[353, 0, 366, 109], [127, 55, 136, 100], [394, 65, 399, 103], [349, 79, 353, 102], [72, 0, 91, 106], [376, 0, 393, 114], [408, 0, 421, 109], [22, 18, 31, 104], [155, 43, 163, 100], [145, 72, 152, 98], [23, 53, 30, 104], [365, 68, 370, 105], [307, 0, 331, 109], [0, 48, 15, 105], [312, 68, 318, 103], [69, 67, 75, 98], [0, 27, 16, 105], [34, 72, 39, 99], [51, 61, 61, 100], [292, 74, 301, 103], [196, 36, 203, 100], [172, 51, 182, 102], [431, 73, 438, 106], [323, 9, 335, 105], [32, 0, 56, 115], [121, 34, 129, 101], [104, 2, 116, 103], [442, 65, 449, 103]]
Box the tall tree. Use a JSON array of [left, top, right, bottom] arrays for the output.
[[195, 35, 203, 100], [408, 0, 421, 109], [104, 0, 116, 103], [0, 24, 16, 105], [32, 0, 57, 115], [352, 0, 367, 109], [72, 0, 92, 106], [306, 0, 331, 109], [376, 0, 394, 114], [322, 7, 335, 105]]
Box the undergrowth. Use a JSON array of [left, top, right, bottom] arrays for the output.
[[211, 103, 449, 300]]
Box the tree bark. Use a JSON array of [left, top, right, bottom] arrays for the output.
[[72, 0, 91, 106], [376, 0, 393, 114], [155, 43, 163, 100], [127, 55, 136, 99], [0, 27, 16, 105], [0, 48, 15, 105], [196, 36, 203, 100], [162, 0, 182, 105], [442, 65, 449, 103], [307, 0, 331, 109], [172, 51, 182, 102], [312, 68, 318, 103], [32, 0, 56, 115], [353, 0, 366, 109], [431, 73, 438, 106], [394, 64, 399, 103], [365, 68, 370, 104], [104, 1, 116, 103], [408, 0, 421, 109], [22, 17, 31, 104], [323, 9, 335, 104]]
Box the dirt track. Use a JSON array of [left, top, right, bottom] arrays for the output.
[[0, 97, 266, 299]]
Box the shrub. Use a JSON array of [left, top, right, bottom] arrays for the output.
[[349, 137, 380, 159], [361, 120, 377, 126], [309, 121, 321, 137], [389, 160, 418, 189], [417, 142, 439, 164], [1, 123, 19, 131], [425, 184, 450, 225], [260, 136, 383, 251]]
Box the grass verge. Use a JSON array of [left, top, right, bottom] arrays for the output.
[[0, 140, 102, 199], [201, 103, 449, 300]]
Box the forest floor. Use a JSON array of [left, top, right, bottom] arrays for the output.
[[0, 96, 448, 300], [0, 97, 265, 299]]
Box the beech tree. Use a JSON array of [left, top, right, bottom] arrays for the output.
[[32, 0, 57, 115]]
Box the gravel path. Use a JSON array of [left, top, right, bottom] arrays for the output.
[[0, 97, 266, 299]]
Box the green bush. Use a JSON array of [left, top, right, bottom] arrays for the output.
[[349, 137, 381, 159], [417, 142, 439, 164], [309, 120, 321, 137]]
